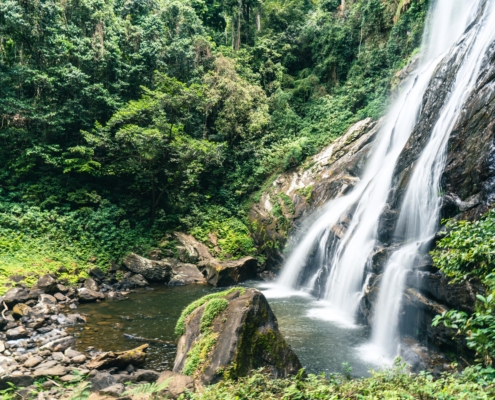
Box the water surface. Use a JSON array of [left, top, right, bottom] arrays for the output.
[[70, 282, 374, 375]]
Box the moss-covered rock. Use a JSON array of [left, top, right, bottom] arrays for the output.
[[173, 288, 302, 384]]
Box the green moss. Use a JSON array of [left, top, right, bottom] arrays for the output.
[[278, 193, 295, 214], [296, 185, 313, 202], [183, 332, 218, 376], [175, 287, 245, 336], [200, 298, 229, 333]]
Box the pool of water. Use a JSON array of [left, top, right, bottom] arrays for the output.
[[70, 282, 375, 375]]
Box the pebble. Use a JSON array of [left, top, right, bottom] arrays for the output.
[[23, 356, 43, 368]]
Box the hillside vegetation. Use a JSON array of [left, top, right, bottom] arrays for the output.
[[0, 0, 429, 287]]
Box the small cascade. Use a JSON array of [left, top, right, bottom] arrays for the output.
[[277, 0, 493, 361], [370, 0, 495, 359]]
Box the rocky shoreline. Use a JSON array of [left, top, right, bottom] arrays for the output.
[[0, 232, 277, 398]]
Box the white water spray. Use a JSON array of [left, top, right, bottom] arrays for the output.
[[370, 0, 495, 360]]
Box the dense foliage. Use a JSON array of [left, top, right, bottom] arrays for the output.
[[432, 211, 495, 367], [191, 363, 495, 400], [0, 0, 430, 284]]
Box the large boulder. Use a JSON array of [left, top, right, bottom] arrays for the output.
[[169, 263, 206, 286], [35, 274, 58, 293], [77, 288, 105, 302], [199, 257, 258, 287], [174, 232, 213, 263], [123, 253, 173, 281], [173, 288, 302, 384], [3, 287, 31, 306]]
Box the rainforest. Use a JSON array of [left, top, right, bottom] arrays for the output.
[[2, 0, 495, 398]]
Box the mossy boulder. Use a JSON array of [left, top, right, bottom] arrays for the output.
[[173, 288, 302, 384]]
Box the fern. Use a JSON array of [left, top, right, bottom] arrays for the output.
[[123, 379, 171, 396]]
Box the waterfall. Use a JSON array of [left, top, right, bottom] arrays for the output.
[[277, 0, 491, 359], [370, 0, 495, 360]]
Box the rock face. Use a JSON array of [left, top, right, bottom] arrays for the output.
[[123, 253, 174, 281], [173, 288, 302, 384], [123, 253, 207, 285], [249, 118, 378, 269], [199, 257, 258, 287]]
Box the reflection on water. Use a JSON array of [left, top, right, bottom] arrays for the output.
[[70, 282, 374, 375]]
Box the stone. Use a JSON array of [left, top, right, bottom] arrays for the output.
[[52, 351, 65, 361], [59, 374, 78, 383], [27, 318, 45, 329], [84, 278, 99, 292], [57, 284, 69, 293], [33, 365, 67, 377], [77, 288, 105, 302], [174, 288, 302, 384], [54, 293, 66, 302], [0, 341, 5, 353], [89, 372, 117, 392], [199, 257, 258, 287], [90, 267, 106, 281], [72, 355, 87, 363], [23, 356, 43, 368], [170, 263, 206, 285], [156, 371, 194, 399], [6, 325, 28, 340], [12, 303, 32, 318], [35, 360, 59, 370], [134, 369, 160, 382], [36, 274, 58, 293], [128, 274, 149, 288], [123, 253, 173, 282], [40, 336, 76, 352], [3, 287, 30, 306], [87, 344, 148, 370], [174, 232, 213, 263], [39, 293, 57, 304], [98, 383, 125, 397], [65, 347, 83, 358]]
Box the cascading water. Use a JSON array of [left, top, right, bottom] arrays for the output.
[[370, 0, 495, 360], [280, 0, 477, 309], [277, 0, 492, 361]]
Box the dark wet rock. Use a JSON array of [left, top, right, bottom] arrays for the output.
[[35, 274, 58, 294], [6, 326, 28, 340], [174, 288, 302, 384], [84, 278, 99, 292], [199, 257, 258, 287], [87, 344, 148, 370], [123, 253, 173, 282], [156, 371, 194, 398], [128, 274, 149, 288], [89, 372, 117, 392], [77, 288, 105, 302], [90, 267, 106, 281], [134, 369, 160, 382], [0, 374, 34, 390], [3, 288, 31, 306]]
